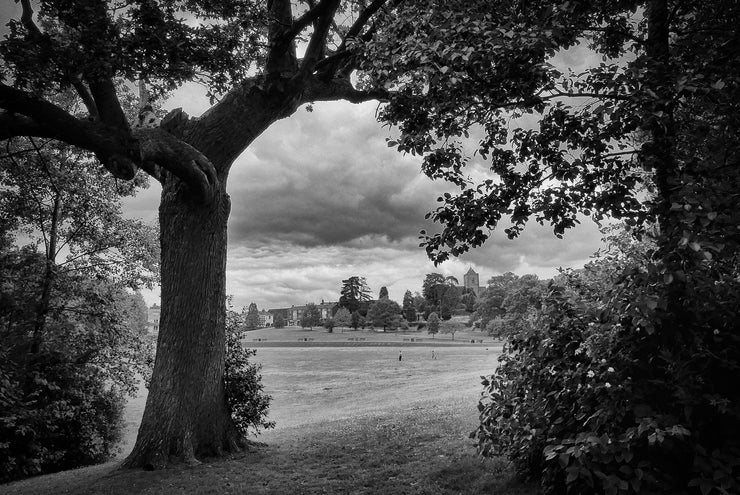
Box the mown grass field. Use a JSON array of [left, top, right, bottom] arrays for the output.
[[4, 326, 536, 495]]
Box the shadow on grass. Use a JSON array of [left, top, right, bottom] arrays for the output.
[[4, 399, 537, 495]]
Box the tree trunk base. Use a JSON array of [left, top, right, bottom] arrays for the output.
[[122, 424, 247, 470], [121, 183, 240, 471]]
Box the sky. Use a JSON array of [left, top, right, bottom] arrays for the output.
[[1, 2, 607, 311], [124, 85, 606, 311]]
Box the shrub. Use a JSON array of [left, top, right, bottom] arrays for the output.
[[472, 232, 740, 495], [323, 317, 335, 333], [0, 250, 153, 482], [224, 327, 275, 437], [0, 350, 125, 482]]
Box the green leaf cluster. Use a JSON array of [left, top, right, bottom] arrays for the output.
[[224, 315, 274, 438], [472, 228, 740, 494]]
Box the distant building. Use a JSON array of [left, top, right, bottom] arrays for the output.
[[269, 300, 337, 326], [147, 303, 160, 334], [258, 310, 273, 327], [463, 267, 482, 297]]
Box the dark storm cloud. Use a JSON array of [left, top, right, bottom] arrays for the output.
[[226, 101, 444, 248], [131, 82, 605, 309]]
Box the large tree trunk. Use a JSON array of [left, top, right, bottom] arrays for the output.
[[122, 175, 243, 469]]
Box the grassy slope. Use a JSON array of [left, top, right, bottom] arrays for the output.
[[3, 326, 536, 495]]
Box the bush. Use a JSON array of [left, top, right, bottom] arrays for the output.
[[0, 250, 153, 482], [224, 327, 275, 437], [472, 232, 740, 495], [323, 317, 335, 333], [0, 351, 125, 482]]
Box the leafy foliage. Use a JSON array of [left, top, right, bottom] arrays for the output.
[[426, 312, 440, 337], [272, 313, 285, 329], [224, 308, 274, 438], [301, 303, 321, 329], [350, 310, 363, 330], [323, 317, 335, 333], [361, 1, 740, 492], [1, 0, 268, 99], [333, 307, 352, 330], [0, 139, 159, 289], [366, 298, 402, 331], [402, 290, 417, 322], [339, 276, 372, 314], [244, 302, 260, 331], [472, 229, 740, 494], [475, 273, 545, 339], [0, 126, 156, 480], [0, 347, 126, 482], [378, 286, 389, 300], [0, 248, 153, 482], [422, 273, 459, 319], [440, 285, 462, 320]]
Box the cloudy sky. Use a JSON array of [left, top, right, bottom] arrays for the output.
[[125, 85, 606, 311], [0, 2, 606, 311]]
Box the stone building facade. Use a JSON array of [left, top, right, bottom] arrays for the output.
[[463, 268, 482, 297]]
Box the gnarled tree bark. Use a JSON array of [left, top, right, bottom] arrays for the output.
[[122, 175, 239, 469], [122, 78, 306, 468]]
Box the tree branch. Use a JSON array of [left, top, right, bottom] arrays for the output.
[[340, 0, 390, 51], [19, 0, 100, 120], [72, 76, 100, 120], [1, 86, 218, 203], [300, 0, 341, 74], [315, 0, 398, 80], [19, 0, 43, 37], [87, 78, 130, 130], [265, 0, 299, 76], [280, 0, 336, 47], [133, 127, 219, 203], [302, 76, 389, 104], [0, 84, 139, 179]]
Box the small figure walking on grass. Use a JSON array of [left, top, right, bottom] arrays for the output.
[[399, 350, 403, 361], [431, 349, 436, 360]]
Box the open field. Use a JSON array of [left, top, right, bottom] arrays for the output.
[[3, 332, 536, 495], [241, 320, 497, 347], [254, 345, 500, 430]]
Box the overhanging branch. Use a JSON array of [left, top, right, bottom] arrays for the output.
[[1, 86, 218, 203], [302, 77, 389, 104], [134, 127, 219, 203]]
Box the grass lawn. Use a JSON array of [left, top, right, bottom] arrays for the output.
[[3, 328, 535, 495]]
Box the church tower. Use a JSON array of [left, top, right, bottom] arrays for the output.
[[463, 267, 481, 297]]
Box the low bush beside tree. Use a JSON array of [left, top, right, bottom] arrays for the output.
[[224, 306, 274, 439], [472, 228, 740, 495]]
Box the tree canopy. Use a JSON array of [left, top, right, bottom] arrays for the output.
[[244, 302, 260, 331], [402, 290, 416, 322], [0, 0, 433, 468], [339, 275, 372, 313], [301, 303, 321, 329], [366, 297, 401, 331], [4, 0, 738, 480], [0, 133, 156, 480]]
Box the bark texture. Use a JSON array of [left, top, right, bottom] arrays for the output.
[[122, 176, 241, 469]]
